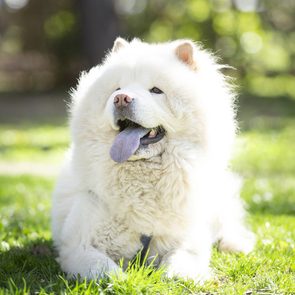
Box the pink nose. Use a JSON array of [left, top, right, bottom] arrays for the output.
[[114, 94, 133, 108]]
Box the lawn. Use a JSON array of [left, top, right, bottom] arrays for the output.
[[0, 117, 294, 294]]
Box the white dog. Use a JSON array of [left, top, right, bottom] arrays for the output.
[[52, 37, 255, 282]]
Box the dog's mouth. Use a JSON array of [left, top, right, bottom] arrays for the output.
[[118, 119, 165, 145], [110, 119, 166, 163]]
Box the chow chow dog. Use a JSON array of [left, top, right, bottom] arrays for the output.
[[52, 37, 255, 282]]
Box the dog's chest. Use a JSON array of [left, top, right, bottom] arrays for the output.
[[110, 161, 188, 234], [91, 161, 189, 261], [92, 205, 184, 264]]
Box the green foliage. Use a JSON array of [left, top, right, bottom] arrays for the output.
[[1, 1, 294, 95], [44, 11, 76, 41], [121, 0, 295, 100]]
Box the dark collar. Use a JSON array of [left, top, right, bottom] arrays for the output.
[[131, 234, 152, 266]]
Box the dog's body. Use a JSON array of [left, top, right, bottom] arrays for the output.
[[52, 38, 254, 281]]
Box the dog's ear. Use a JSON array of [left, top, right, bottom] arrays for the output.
[[175, 41, 196, 70], [112, 37, 129, 53]]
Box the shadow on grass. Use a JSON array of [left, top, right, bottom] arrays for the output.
[[238, 94, 295, 131], [0, 239, 67, 293], [247, 199, 295, 216]]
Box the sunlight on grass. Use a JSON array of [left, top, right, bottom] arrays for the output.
[[0, 124, 68, 163], [0, 176, 53, 250], [234, 122, 295, 175]]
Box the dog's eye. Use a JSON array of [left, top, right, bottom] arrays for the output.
[[150, 87, 163, 94], [116, 87, 121, 91]]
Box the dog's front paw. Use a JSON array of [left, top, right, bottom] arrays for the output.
[[161, 249, 211, 284], [87, 256, 121, 280], [219, 228, 256, 254], [63, 252, 121, 280]]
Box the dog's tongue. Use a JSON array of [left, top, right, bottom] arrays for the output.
[[110, 126, 150, 163]]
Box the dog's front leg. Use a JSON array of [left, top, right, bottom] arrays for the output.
[[53, 194, 120, 280], [160, 229, 212, 283], [58, 244, 119, 280]]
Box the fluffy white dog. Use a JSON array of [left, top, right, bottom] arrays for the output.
[[52, 37, 255, 282]]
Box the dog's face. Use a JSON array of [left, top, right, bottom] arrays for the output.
[[102, 38, 205, 163], [71, 38, 234, 164]]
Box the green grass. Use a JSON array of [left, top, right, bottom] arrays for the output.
[[0, 124, 68, 163], [0, 119, 295, 294]]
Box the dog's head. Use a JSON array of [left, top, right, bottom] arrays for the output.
[[70, 38, 236, 165]]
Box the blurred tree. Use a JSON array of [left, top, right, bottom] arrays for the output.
[[0, 0, 81, 91], [0, 0, 294, 101], [78, 0, 120, 67], [0, 0, 120, 91]]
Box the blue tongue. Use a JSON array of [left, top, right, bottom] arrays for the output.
[[110, 126, 150, 163]]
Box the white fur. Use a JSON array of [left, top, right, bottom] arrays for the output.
[[52, 38, 255, 282]]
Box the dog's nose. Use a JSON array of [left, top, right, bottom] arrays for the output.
[[114, 94, 133, 108]]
